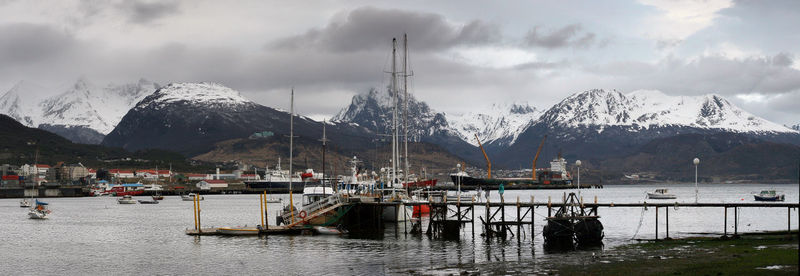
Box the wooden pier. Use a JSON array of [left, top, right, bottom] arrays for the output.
[[184, 190, 798, 241]]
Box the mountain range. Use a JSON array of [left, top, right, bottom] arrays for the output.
[[2, 78, 798, 181], [0, 78, 158, 144]]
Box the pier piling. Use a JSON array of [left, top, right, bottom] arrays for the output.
[[724, 207, 728, 237]]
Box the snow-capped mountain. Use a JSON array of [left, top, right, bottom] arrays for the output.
[[536, 89, 796, 134], [0, 78, 159, 143], [103, 82, 375, 156], [447, 102, 541, 147], [132, 82, 254, 112], [495, 89, 800, 168], [0, 81, 51, 127], [333, 88, 451, 141]]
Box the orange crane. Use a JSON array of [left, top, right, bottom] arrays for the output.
[[475, 134, 491, 179], [532, 135, 547, 180]]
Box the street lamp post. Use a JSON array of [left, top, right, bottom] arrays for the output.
[[693, 157, 700, 203], [576, 160, 582, 198], [456, 163, 462, 199]]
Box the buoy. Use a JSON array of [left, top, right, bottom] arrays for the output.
[[299, 210, 307, 219]]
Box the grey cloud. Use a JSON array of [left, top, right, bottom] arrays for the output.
[[772, 52, 793, 67], [656, 39, 683, 50], [0, 23, 79, 65], [116, 0, 180, 25], [524, 24, 598, 49], [270, 7, 501, 52], [586, 54, 800, 96]]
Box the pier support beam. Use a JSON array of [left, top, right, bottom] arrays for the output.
[[724, 207, 728, 237], [665, 207, 669, 239], [655, 206, 658, 240], [734, 207, 737, 236]]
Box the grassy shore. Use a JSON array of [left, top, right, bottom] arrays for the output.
[[556, 233, 798, 275]]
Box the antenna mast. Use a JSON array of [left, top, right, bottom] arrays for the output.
[[391, 38, 398, 192], [403, 33, 410, 188], [289, 88, 295, 223]]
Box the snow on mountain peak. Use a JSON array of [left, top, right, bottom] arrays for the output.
[[144, 82, 252, 108], [333, 87, 449, 141], [539, 88, 795, 133], [0, 78, 159, 135], [448, 101, 542, 146]]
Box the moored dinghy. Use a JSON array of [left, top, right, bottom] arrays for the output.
[[647, 189, 676, 199], [753, 190, 785, 201]]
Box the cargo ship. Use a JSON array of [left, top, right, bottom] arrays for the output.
[[243, 163, 318, 193], [450, 156, 573, 189]]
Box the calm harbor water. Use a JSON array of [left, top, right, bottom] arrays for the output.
[[2, 183, 797, 275]]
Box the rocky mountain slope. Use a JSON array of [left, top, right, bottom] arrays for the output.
[[333, 87, 484, 163], [102, 82, 377, 157]]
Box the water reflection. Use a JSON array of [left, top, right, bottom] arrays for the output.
[[0, 183, 795, 274]]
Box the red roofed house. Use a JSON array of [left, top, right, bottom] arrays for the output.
[[110, 169, 135, 178]]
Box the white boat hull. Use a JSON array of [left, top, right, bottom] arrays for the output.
[[382, 204, 412, 222], [28, 210, 48, 219], [118, 199, 137, 204], [647, 193, 676, 199]]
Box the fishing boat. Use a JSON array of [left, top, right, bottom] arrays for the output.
[[647, 189, 676, 199], [138, 198, 159, 204], [181, 193, 204, 201], [753, 190, 785, 201], [28, 200, 51, 219], [217, 226, 260, 235], [265, 198, 282, 203], [242, 158, 307, 193], [117, 195, 137, 204], [20, 198, 31, 208]]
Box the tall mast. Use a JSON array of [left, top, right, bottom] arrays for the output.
[[391, 38, 398, 191], [289, 88, 295, 223], [320, 121, 329, 193], [403, 33, 410, 187]]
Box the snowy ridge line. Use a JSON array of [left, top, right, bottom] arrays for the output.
[[0, 78, 158, 135], [539, 89, 796, 134]]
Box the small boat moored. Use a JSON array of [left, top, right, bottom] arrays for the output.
[[28, 200, 51, 219], [138, 198, 159, 204], [117, 195, 137, 204], [181, 193, 204, 201], [647, 189, 676, 199], [20, 199, 32, 208], [753, 190, 785, 201]]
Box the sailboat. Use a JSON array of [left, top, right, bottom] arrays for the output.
[[28, 199, 51, 219], [276, 90, 351, 228], [377, 35, 415, 222]]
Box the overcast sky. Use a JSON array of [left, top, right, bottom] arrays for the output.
[[0, 0, 798, 125]]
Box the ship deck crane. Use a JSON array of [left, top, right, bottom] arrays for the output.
[[475, 134, 491, 179], [532, 135, 547, 180]]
